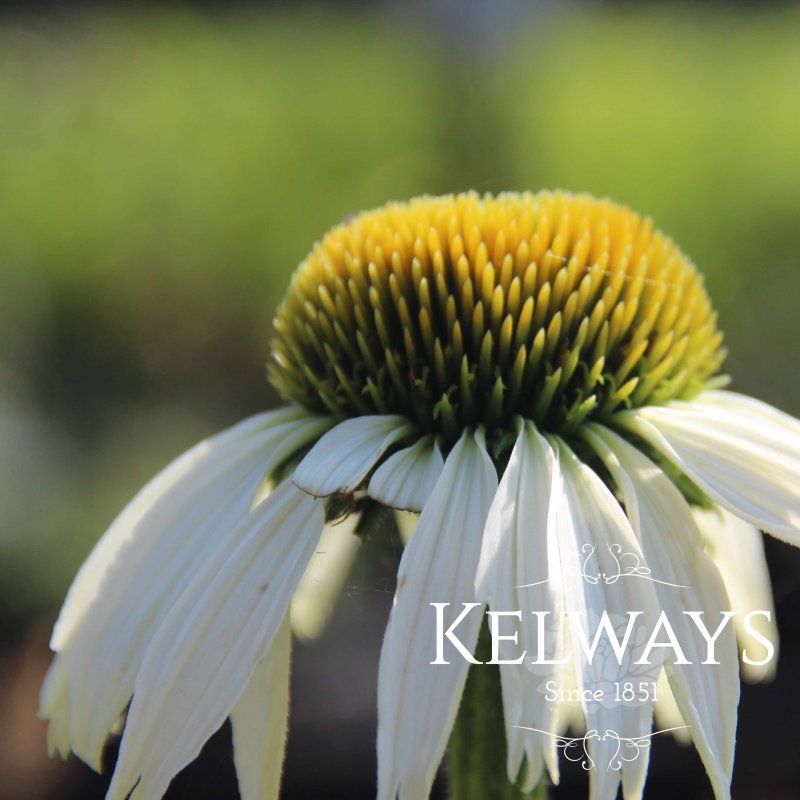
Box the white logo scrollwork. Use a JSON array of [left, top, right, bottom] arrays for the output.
[[513, 544, 689, 590], [513, 726, 691, 771]]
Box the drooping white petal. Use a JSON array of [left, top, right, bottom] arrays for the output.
[[393, 510, 418, 545], [368, 436, 444, 511], [230, 615, 292, 800], [552, 659, 584, 737], [43, 408, 329, 769], [291, 511, 361, 641], [553, 438, 662, 800], [692, 390, 800, 460], [474, 420, 563, 789], [621, 391, 800, 546], [293, 415, 415, 497], [377, 429, 498, 800], [694, 506, 778, 682], [652, 671, 691, 745], [106, 481, 324, 800], [51, 405, 318, 653], [39, 656, 71, 759], [584, 424, 738, 800]]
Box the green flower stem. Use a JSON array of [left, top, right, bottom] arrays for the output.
[[448, 627, 550, 800]]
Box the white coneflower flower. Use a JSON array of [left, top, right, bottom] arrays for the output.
[[41, 192, 797, 800]]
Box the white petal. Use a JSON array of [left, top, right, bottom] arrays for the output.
[[51, 405, 316, 652], [291, 511, 361, 641], [393, 510, 418, 545], [584, 424, 738, 800], [39, 656, 71, 759], [552, 659, 583, 737], [652, 671, 691, 745], [368, 436, 444, 511], [622, 392, 800, 545], [474, 421, 563, 788], [377, 429, 498, 800], [106, 481, 324, 800], [694, 506, 778, 682], [693, 390, 800, 460], [231, 614, 292, 800], [44, 408, 328, 768], [293, 415, 415, 497], [553, 439, 662, 800]]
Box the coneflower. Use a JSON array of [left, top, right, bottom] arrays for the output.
[[41, 192, 794, 800]]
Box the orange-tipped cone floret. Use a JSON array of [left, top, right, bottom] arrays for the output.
[[271, 191, 725, 442]]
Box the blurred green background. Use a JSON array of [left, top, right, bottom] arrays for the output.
[[1, 3, 799, 799]]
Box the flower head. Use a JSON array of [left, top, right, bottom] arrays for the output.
[[271, 192, 724, 442], [42, 192, 798, 800]]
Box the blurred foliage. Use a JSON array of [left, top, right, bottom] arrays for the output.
[[0, 3, 799, 625], [498, 5, 800, 405], [0, 7, 444, 427]]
